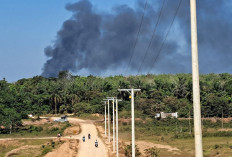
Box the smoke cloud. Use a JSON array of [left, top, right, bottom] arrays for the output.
[[42, 0, 232, 77]]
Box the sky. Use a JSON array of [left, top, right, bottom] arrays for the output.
[[0, 0, 134, 82], [0, 0, 231, 82]]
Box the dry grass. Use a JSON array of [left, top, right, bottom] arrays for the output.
[[0, 139, 49, 157]]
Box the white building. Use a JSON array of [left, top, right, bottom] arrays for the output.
[[155, 112, 178, 119]]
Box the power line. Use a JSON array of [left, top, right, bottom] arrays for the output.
[[148, 0, 183, 74], [136, 0, 166, 75], [124, 0, 148, 75]]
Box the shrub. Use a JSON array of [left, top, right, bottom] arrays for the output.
[[124, 144, 141, 157], [214, 144, 221, 149], [145, 147, 160, 157], [28, 125, 43, 133]]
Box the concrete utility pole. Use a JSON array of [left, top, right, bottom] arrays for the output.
[[104, 99, 111, 142], [118, 89, 141, 157], [190, 0, 203, 157], [113, 99, 115, 152], [116, 99, 122, 157], [107, 97, 116, 152], [107, 99, 110, 142], [105, 101, 107, 136], [102, 101, 107, 136]]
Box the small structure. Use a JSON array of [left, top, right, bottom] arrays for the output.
[[54, 115, 68, 122], [28, 114, 34, 118], [155, 112, 178, 119]]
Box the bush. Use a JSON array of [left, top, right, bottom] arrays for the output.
[[145, 147, 160, 157], [214, 144, 221, 149], [124, 144, 141, 157], [28, 125, 43, 133]]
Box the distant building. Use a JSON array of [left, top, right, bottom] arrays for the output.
[[155, 112, 178, 119], [28, 114, 34, 118], [54, 115, 68, 122]]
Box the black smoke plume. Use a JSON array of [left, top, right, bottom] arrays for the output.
[[42, 0, 232, 77]]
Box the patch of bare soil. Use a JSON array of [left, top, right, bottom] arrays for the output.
[[92, 113, 101, 117], [23, 118, 52, 125], [5, 145, 40, 157], [0, 140, 20, 148], [45, 139, 79, 157], [217, 128, 232, 132], [63, 126, 80, 136], [135, 141, 180, 156]]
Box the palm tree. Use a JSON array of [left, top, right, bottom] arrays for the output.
[[51, 93, 62, 114]]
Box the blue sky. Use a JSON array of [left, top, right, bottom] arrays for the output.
[[0, 0, 134, 82], [1, 0, 231, 82]]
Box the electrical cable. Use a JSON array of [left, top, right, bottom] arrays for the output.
[[148, 0, 183, 74], [124, 0, 148, 75], [136, 0, 166, 75]]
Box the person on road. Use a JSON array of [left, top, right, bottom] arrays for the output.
[[95, 139, 98, 147], [82, 136, 85, 142], [57, 133, 61, 137]]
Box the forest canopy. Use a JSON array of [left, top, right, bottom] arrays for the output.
[[0, 72, 232, 131]]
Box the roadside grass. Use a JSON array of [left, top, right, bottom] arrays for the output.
[[40, 139, 64, 156], [95, 115, 232, 157], [0, 121, 71, 138], [0, 139, 48, 157]]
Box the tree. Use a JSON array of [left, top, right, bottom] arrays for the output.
[[73, 103, 92, 116], [0, 106, 21, 134]]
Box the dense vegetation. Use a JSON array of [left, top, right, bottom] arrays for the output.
[[0, 71, 232, 132]]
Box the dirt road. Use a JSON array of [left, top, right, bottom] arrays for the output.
[[50, 117, 108, 157], [0, 117, 108, 157], [68, 118, 108, 157]]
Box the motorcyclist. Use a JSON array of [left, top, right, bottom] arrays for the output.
[[95, 139, 98, 147], [57, 133, 61, 138], [88, 133, 91, 139], [82, 136, 85, 142]]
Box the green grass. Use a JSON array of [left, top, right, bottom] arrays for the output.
[[0, 139, 49, 157], [96, 116, 232, 157], [0, 122, 71, 138]]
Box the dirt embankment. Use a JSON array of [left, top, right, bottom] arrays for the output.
[[45, 139, 79, 157], [5, 145, 41, 157], [23, 118, 51, 125]]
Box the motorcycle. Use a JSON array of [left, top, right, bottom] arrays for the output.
[[88, 134, 91, 139], [82, 136, 85, 142], [95, 143, 98, 148]]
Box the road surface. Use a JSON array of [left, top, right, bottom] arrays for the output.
[[67, 118, 108, 157], [0, 117, 108, 157]]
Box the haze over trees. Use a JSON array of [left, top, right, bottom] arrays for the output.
[[0, 71, 232, 132]]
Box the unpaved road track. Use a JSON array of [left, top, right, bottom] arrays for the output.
[[67, 118, 108, 157], [0, 117, 108, 157]]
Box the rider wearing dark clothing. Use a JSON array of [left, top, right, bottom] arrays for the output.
[[95, 139, 98, 147]]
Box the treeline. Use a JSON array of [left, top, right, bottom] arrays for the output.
[[0, 72, 232, 131]]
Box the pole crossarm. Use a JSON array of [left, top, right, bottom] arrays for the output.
[[106, 97, 117, 101]]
